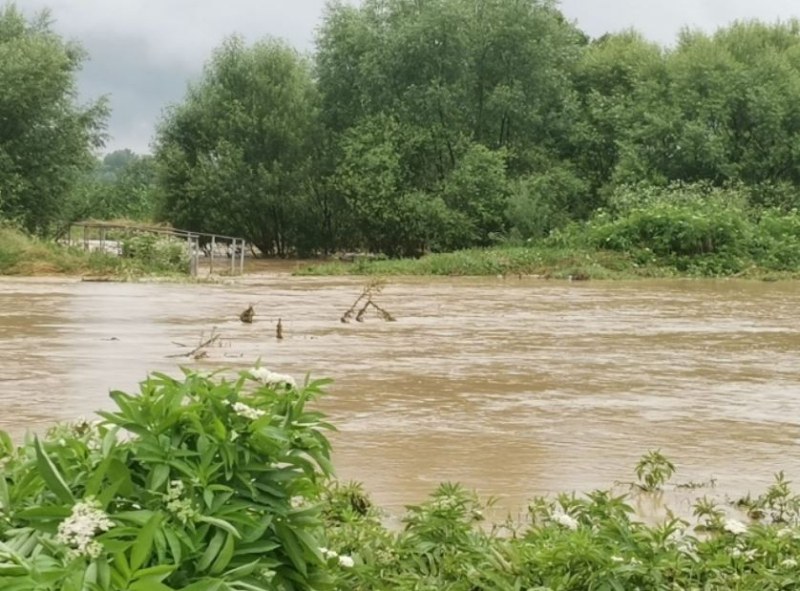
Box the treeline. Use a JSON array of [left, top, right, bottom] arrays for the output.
[[6, 1, 800, 258]]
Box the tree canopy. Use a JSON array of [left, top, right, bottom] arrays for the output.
[[0, 4, 107, 235], [8, 1, 800, 257]]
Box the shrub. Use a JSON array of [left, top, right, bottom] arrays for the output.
[[0, 368, 335, 591], [121, 234, 189, 274]]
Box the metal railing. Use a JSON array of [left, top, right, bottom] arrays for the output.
[[67, 221, 246, 276]]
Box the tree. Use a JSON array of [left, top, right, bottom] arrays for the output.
[[315, 0, 586, 253], [0, 4, 107, 234], [67, 150, 158, 222], [154, 36, 319, 255]]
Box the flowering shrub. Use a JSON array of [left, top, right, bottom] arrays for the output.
[[0, 368, 335, 590], [320, 469, 800, 591], [3, 370, 800, 591]]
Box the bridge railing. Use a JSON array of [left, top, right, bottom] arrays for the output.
[[67, 221, 246, 276]]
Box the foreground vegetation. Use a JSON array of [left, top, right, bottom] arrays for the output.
[[2, 368, 800, 590]]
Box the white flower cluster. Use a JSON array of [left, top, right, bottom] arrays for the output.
[[723, 518, 748, 535], [550, 511, 579, 531], [782, 558, 798, 568], [730, 546, 757, 561], [56, 498, 113, 559], [319, 547, 355, 568], [232, 401, 266, 421], [249, 367, 297, 391], [165, 480, 197, 523]]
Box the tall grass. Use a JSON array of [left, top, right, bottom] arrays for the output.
[[0, 226, 188, 277]]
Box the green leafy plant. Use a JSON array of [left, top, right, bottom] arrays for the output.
[[634, 449, 676, 491], [0, 367, 335, 590]]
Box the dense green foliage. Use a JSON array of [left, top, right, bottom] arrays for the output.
[[3, 370, 800, 590], [154, 38, 321, 256], [149, 2, 800, 263], [8, 0, 800, 274], [67, 150, 158, 223], [0, 369, 336, 590], [0, 4, 107, 235]]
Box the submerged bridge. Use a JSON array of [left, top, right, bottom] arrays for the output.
[[66, 221, 247, 276]]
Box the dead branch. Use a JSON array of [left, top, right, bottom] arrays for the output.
[[341, 279, 396, 323], [167, 328, 221, 359]]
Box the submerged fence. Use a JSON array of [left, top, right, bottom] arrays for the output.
[[66, 221, 246, 276]]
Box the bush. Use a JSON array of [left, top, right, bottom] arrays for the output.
[[0, 368, 336, 590], [121, 234, 189, 274]]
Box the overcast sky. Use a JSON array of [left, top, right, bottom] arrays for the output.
[[18, 0, 800, 154]]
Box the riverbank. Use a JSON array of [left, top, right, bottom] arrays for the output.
[[0, 226, 190, 278], [295, 245, 798, 280]]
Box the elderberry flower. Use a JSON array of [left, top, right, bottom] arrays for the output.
[[56, 498, 113, 559], [551, 511, 579, 531], [232, 401, 265, 421], [248, 367, 297, 391], [319, 547, 338, 559], [164, 480, 197, 523], [782, 558, 798, 568], [338, 555, 355, 568], [723, 518, 748, 535]]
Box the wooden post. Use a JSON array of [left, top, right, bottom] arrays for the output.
[[230, 239, 236, 274], [239, 241, 245, 274]]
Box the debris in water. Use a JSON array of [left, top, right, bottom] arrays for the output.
[[341, 279, 396, 323], [240, 305, 254, 323], [276, 318, 284, 340], [167, 328, 221, 359]]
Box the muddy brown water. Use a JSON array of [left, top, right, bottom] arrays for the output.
[[2, 273, 800, 516]]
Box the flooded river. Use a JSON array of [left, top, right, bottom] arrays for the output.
[[2, 273, 800, 514]]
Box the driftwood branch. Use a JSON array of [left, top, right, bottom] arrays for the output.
[[167, 328, 221, 359], [341, 279, 396, 323]]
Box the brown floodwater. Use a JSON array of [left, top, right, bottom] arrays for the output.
[[2, 272, 800, 516]]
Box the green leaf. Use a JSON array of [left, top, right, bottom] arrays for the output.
[[131, 564, 176, 581], [275, 522, 307, 576], [197, 530, 226, 572], [14, 506, 71, 520], [177, 580, 225, 591], [0, 476, 9, 514], [33, 437, 74, 504], [197, 516, 240, 539], [131, 512, 162, 571], [129, 580, 175, 591], [85, 454, 114, 498], [164, 528, 182, 564], [209, 532, 235, 575]]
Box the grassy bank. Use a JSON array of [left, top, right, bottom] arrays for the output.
[[0, 226, 189, 277], [296, 245, 799, 280], [299, 189, 800, 280], [1, 368, 799, 591]]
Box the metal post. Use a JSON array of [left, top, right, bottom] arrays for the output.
[[230, 239, 236, 274], [100, 228, 106, 254], [210, 235, 215, 274], [83, 225, 87, 251], [188, 235, 197, 277], [239, 241, 245, 274]]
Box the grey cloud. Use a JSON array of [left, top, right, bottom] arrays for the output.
[[17, 0, 800, 153]]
